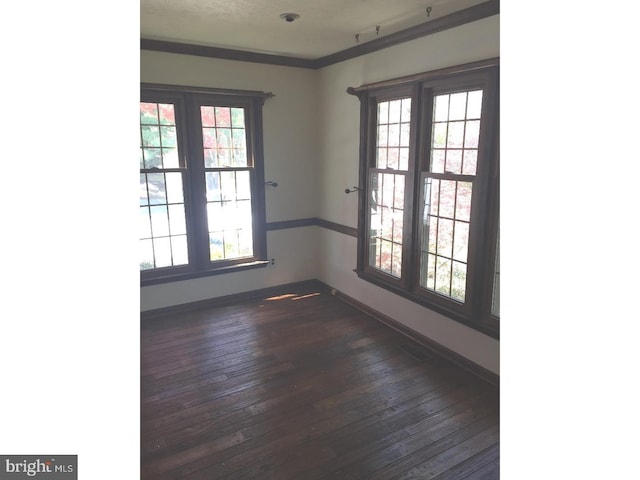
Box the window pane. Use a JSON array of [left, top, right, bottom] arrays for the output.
[[400, 98, 412, 123], [168, 204, 187, 235], [206, 172, 221, 201], [160, 126, 177, 147], [140, 174, 149, 206], [455, 182, 472, 221], [438, 180, 456, 219], [387, 148, 399, 170], [153, 237, 172, 268], [206, 202, 223, 232], [447, 121, 464, 148], [220, 171, 237, 200], [140, 103, 158, 124], [203, 128, 217, 148], [432, 123, 447, 149], [201, 106, 216, 127], [209, 232, 224, 260], [462, 150, 478, 175], [231, 108, 245, 128], [433, 95, 449, 122], [448, 92, 467, 120], [377, 148, 387, 168], [232, 129, 246, 150], [236, 171, 251, 200], [204, 149, 218, 167], [171, 235, 189, 265], [141, 125, 160, 147], [147, 173, 166, 205], [224, 231, 239, 258], [436, 218, 454, 258], [150, 205, 169, 237], [464, 120, 481, 148], [143, 148, 162, 169], [399, 148, 409, 171], [445, 150, 462, 174], [215, 107, 231, 127], [140, 207, 151, 239], [466, 90, 483, 119], [435, 257, 452, 296], [377, 125, 388, 149], [158, 104, 175, 125], [388, 100, 401, 123], [233, 147, 247, 166], [165, 172, 184, 204], [388, 123, 400, 147], [140, 239, 155, 270], [162, 147, 179, 168], [452, 221, 469, 263], [451, 261, 467, 302], [238, 229, 253, 256], [431, 149, 445, 174], [378, 101, 389, 123]]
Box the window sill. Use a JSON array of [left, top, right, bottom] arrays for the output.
[[141, 260, 270, 287], [355, 269, 499, 340]]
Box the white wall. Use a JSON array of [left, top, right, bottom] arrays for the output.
[[315, 16, 500, 373], [140, 52, 321, 311]]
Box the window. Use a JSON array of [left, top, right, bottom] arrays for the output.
[[140, 84, 268, 285], [350, 59, 500, 337]]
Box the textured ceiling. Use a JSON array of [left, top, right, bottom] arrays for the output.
[[140, 0, 489, 59]]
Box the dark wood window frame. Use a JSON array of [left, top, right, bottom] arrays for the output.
[[348, 58, 500, 338], [140, 83, 270, 286]]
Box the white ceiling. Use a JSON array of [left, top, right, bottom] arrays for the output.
[[140, 0, 489, 59]]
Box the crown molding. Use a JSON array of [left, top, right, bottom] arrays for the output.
[[141, 0, 499, 70]]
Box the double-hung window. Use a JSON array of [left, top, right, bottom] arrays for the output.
[[140, 84, 268, 285], [350, 59, 500, 337]]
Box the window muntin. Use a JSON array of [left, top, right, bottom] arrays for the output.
[[139, 86, 267, 283]]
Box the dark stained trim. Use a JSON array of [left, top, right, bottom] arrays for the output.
[[141, 279, 323, 320], [141, 261, 270, 287], [347, 57, 500, 95], [321, 282, 499, 387], [141, 81, 274, 102], [315, 218, 358, 237], [141, 0, 499, 69], [140, 39, 316, 69], [266, 218, 316, 231], [314, 0, 500, 68], [265, 217, 357, 237]]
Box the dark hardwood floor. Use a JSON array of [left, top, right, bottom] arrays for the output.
[[141, 283, 499, 479]]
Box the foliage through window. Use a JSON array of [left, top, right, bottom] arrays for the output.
[[349, 59, 500, 337], [140, 84, 268, 285]]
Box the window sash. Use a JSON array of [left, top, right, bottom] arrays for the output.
[[353, 63, 499, 337], [140, 86, 267, 282]]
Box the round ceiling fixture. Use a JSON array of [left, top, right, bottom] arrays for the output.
[[280, 13, 300, 23]]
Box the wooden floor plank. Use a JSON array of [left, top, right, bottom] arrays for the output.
[[141, 284, 499, 479]]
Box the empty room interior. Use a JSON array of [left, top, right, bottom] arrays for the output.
[[140, 0, 500, 478]]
